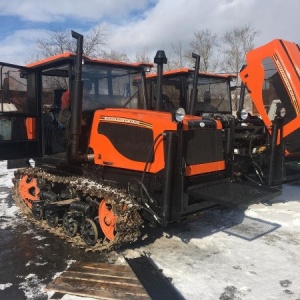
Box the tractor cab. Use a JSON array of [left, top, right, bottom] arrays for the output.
[[143, 68, 235, 117], [0, 49, 152, 166], [0, 62, 42, 160]]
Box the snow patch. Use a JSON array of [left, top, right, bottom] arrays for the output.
[[32, 235, 46, 241], [0, 192, 9, 199], [0, 202, 18, 216], [123, 249, 142, 260], [0, 200, 19, 229], [0, 283, 13, 290], [52, 259, 76, 280], [0, 161, 15, 188], [19, 273, 46, 299], [26, 260, 48, 267]]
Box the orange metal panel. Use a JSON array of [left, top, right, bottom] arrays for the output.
[[146, 67, 236, 80], [89, 109, 206, 173], [185, 160, 226, 176], [25, 117, 36, 140], [90, 109, 175, 173], [240, 39, 300, 144], [27, 52, 153, 69]]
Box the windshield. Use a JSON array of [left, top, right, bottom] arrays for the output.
[[81, 64, 143, 111], [40, 62, 146, 113], [191, 77, 232, 114], [147, 74, 232, 114], [0, 66, 35, 114]]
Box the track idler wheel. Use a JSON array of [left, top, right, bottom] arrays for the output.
[[80, 218, 98, 246], [99, 199, 118, 241], [45, 209, 59, 228], [18, 175, 40, 208], [63, 213, 79, 237]]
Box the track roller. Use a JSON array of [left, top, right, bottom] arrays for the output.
[[63, 212, 79, 237], [32, 202, 44, 220], [80, 218, 98, 246], [45, 209, 59, 227]]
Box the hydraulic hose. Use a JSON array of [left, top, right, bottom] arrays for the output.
[[127, 133, 166, 226]]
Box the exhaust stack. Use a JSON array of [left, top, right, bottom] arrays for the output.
[[70, 30, 83, 159], [188, 53, 200, 115], [154, 50, 167, 111]]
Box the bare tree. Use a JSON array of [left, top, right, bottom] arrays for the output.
[[166, 41, 189, 70], [27, 25, 107, 63], [156, 41, 195, 72], [102, 49, 130, 62], [189, 29, 219, 72], [135, 47, 151, 63], [221, 24, 260, 110], [221, 24, 260, 75], [82, 25, 107, 58], [26, 26, 107, 91]]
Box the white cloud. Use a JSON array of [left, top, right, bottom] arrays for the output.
[[0, 0, 299, 65], [0, 0, 152, 22], [106, 0, 300, 62], [0, 29, 48, 65]]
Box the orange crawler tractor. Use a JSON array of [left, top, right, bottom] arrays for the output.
[[0, 31, 289, 250]]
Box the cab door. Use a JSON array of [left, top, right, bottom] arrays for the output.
[[0, 62, 42, 160]]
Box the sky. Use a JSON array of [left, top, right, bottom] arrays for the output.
[[0, 0, 300, 66]]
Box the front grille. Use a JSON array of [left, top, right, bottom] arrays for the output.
[[183, 129, 224, 165]]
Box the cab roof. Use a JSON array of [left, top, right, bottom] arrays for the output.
[[146, 67, 236, 80], [26, 51, 153, 70]]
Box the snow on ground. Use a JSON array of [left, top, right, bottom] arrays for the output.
[[0, 169, 20, 233], [124, 182, 300, 300], [0, 160, 299, 299], [0, 283, 13, 290]]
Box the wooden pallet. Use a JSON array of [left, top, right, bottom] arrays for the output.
[[45, 261, 151, 300]]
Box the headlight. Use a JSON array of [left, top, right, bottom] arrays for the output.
[[175, 107, 185, 122], [240, 108, 248, 120]]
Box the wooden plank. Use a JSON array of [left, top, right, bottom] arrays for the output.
[[68, 264, 138, 279], [61, 270, 140, 285], [71, 261, 133, 272], [46, 278, 150, 299], [51, 277, 148, 296], [46, 261, 151, 300], [46, 283, 150, 300]]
